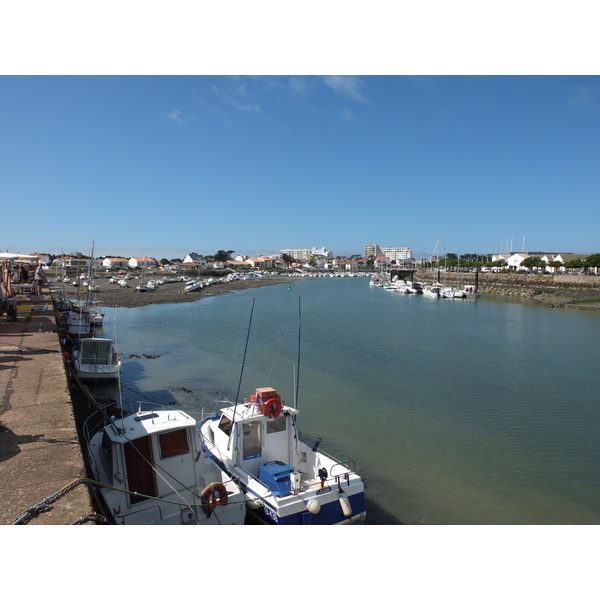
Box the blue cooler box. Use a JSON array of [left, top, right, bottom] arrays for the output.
[[258, 461, 294, 497]]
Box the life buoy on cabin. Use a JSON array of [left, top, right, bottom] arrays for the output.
[[261, 397, 282, 418], [200, 482, 229, 515]]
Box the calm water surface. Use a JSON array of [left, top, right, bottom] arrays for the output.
[[91, 277, 600, 525]]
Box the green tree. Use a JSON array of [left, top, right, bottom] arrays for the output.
[[584, 253, 600, 270], [521, 256, 545, 271], [281, 253, 294, 267], [214, 250, 235, 262]]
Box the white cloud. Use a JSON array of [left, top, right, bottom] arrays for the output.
[[322, 75, 367, 103], [164, 109, 196, 123], [568, 84, 598, 109]]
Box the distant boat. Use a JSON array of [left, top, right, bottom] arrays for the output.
[[406, 281, 423, 294], [184, 279, 203, 292], [136, 268, 149, 292], [423, 283, 442, 298]]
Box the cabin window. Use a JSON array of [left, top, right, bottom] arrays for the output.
[[266, 415, 286, 434], [218, 415, 233, 437], [159, 428, 189, 459], [100, 430, 113, 477], [243, 421, 261, 460], [81, 340, 112, 365], [124, 435, 157, 504]]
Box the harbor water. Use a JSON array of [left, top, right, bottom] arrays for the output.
[[91, 277, 600, 525]]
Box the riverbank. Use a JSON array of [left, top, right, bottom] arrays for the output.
[[416, 270, 600, 312], [49, 271, 600, 312], [51, 276, 295, 309]]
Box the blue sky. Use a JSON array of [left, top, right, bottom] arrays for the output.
[[2, 75, 599, 260]]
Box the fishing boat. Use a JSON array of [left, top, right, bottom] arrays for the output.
[[84, 402, 247, 525], [70, 337, 122, 381], [54, 300, 95, 340], [198, 387, 366, 525]]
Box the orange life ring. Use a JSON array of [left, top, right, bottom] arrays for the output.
[[200, 482, 229, 515], [262, 397, 282, 418]]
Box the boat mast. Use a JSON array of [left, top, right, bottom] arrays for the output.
[[232, 298, 255, 415], [294, 296, 301, 410]]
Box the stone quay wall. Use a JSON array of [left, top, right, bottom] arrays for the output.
[[415, 270, 600, 309]]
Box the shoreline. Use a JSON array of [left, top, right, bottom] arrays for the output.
[[50, 276, 296, 309], [47, 271, 600, 312]]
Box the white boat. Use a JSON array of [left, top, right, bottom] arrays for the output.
[[84, 403, 247, 525], [462, 285, 479, 299], [71, 337, 121, 381], [385, 277, 409, 293], [184, 279, 203, 292], [117, 278, 129, 288], [55, 302, 94, 340], [71, 299, 105, 327], [198, 386, 366, 525], [423, 283, 442, 297], [406, 281, 423, 293]]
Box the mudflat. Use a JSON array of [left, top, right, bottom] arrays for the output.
[[51, 275, 296, 309]]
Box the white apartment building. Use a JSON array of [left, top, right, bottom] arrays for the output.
[[280, 247, 332, 260], [363, 244, 381, 259], [382, 247, 413, 262], [364, 244, 412, 262]]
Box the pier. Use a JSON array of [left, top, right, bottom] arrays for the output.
[[0, 297, 94, 525]]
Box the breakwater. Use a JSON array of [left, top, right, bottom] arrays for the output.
[[416, 270, 600, 310]]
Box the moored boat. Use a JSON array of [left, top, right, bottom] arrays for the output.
[[70, 337, 122, 381], [84, 402, 247, 525], [423, 283, 442, 297], [198, 386, 366, 525]]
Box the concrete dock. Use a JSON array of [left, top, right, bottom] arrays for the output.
[[0, 301, 94, 525]]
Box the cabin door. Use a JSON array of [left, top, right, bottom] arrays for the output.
[[124, 435, 157, 504]]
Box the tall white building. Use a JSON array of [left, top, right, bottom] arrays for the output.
[[382, 247, 413, 262], [363, 244, 381, 259], [280, 247, 332, 260], [364, 244, 412, 262]]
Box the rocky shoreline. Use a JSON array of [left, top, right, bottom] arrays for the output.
[[416, 270, 600, 312]]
